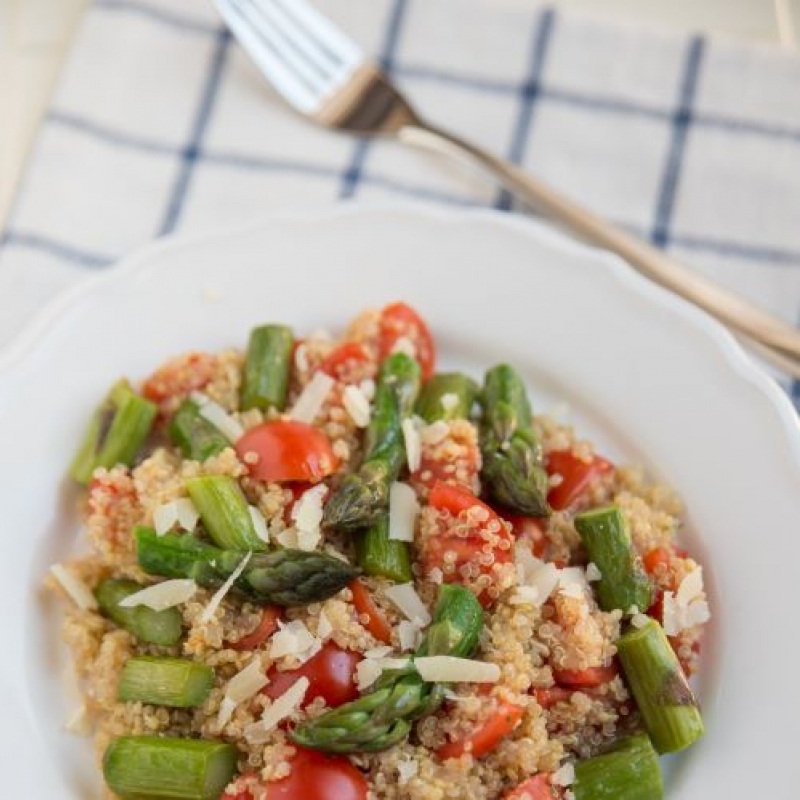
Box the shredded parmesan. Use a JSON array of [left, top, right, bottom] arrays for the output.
[[248, 505, 269, 543], [662, 567, 710, 635], [631, 613, 651, 629], [153, 498, 199, 536], [513, 543, 560, 607], [290, 485, 327, 551], [384, 583, 431, 625], [388, 482, 419, 542], [586, 562, 602, 582], [289, 372, 334, 423], [440, 393, 459, 413], [191, 391, 243, 442], [201, 552, 252, 622], [294, 343, 309, 373], [356, 659, 384, 691], [218, 658, 268, 726], [317, 609, 333, 639], [118, 579, 196, 611], [414, 656, 500, 683], [558, 567, 590, 598], [343, 385, 371, 428], [397, 759, 419, 784], [364, 645, 393, 659], [402, 418, 422, 472], [245, 676, 309, 743], [398, 619, 425, 651], [359, 378, 376, 401], [50, 564, 97, 610], [552, 763, 576, 787], [269, 619, 321, 662]]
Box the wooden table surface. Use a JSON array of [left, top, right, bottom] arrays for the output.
[[1, 0, 798, 231]]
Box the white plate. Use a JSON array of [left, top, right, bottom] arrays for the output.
[[1, 204, 798, 799]]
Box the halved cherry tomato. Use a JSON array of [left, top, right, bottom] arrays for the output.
[[262, 641, 362, 709], [505, 774, 558, 800], [546, 451, 613, 511], [236, 421, 338, 483], [318, 343, 370, 381], [429, 482, 499, 519], [553, 664, 618, 689], [504, 514, 546, 557], [142, 352, 216, 406], [223, 748, 368, 800], [228, 606, 282, 651], [533, 686, 573, 710], [378, 302, 435, 379], [643, 547, 671, 575], [437, 702, 524, 760], [349, 579, 392, 644]]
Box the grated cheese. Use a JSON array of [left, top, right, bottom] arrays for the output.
[[317, 609, 333, 639], [294, 343, 309, 373], [586, 562, 602, 582], [343, 385, 371, 428], [558, 567, 590, 599], [440, 393, 459, 413], [359, 378, 376, 401], [512, 543, 560, 607], [269, 619, 321, 662], [384, 582, 431, 625], [388, 482, 419, 542], [153, 498, 200, 536], [631, 613, 651, 629], [289, 372, 334, 423], [118, 578, 196, 611], [364, 645, 393, 659], [248, 505, 269, 543], [414, 656, 500, 683], [245, 676, 309, 743], [662, 567, 710, 635], [218, 658, 267, 726], [291, 484, 327, 551], [201, 552, 252, 623], [398, 619, 425, 651], [191, 391, 243, 442], [356, 659, 383, 691], [50, 564, 97, 610], [402, 418, 422, 472], [397, 759, 419, 784], [552, 763, 576, 787]]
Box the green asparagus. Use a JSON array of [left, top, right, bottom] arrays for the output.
[[292, 583, 483, 753], [415, 372, 479, 422], [574, 506, 653, 614], [355, 517, 413, 583], [70, 380, 157, 484], [240, 324, 294, 411], [103, 736, 237, 799], [136, 527, 359, 606], [325, 353, 421, 531], [479, 365, 550, 516], [169, 399, 229, 462], [572, 733, 663, 800], [118, 657, 214, 708], [616, 618, 704, 754], [95, 578, 183, 646], [185, 474, 265, 551]]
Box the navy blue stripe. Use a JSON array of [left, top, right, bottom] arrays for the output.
[[339, 0, 409, 199], [159, 28, 231, 235], [1, 230, 113, 268], [670, 233, 800, 265], [95, 0, 217, 35], [651, 37, 705, 248], [695, 111, 800, 144], [496, 8, 556, 211]]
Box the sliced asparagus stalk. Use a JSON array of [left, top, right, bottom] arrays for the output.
[[118, 657, 214, 708], [574, 506, 653, 614], [616, 618, 704, 754], [70, 380, 157, 484], [169, 399, 230, 462], [415, 372, 479, 422], [103, 736, 237, 800], [240, 324, 293, 411], [355, 517, 413, 583], [95, 578, 183, 646]]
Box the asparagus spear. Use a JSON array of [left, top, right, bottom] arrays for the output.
[[355, 517, 413, 583], [479, 365, 550, 516], [616, 618, 704, 754], [136, 527, 359, 606], [169, 399, 230, 462], [240, 324, 294, 411], [185, 474, 265, 551], [574, 506, 653, 614], [325, 353, 421, 531], [118, 657, 214, 708], [415, 372, 479, 422], [95, 578, 183, 646], [70, 380, 157, 484], [572, 733, 663, 800], [103, 736, 237, 800], [292, 583, 483, 753]]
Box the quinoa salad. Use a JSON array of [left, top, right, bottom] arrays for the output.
[[49, 302, 710, 800]]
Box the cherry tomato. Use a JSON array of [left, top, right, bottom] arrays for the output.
[[228, 606, 282, 651], [647, 589, 664, 623], [236, 421, 338, 483], [262, 641, 362, 709], [378, 302, 435, 379], [349, 579, 393, 644], [504, 515, 547, 557], [546, 451, 613, 511], [142, 352, 216, 407], [504, 774, 558, 800], [318, 343, 370, 381], [553, 664, 618, 689], [643, 547, 671, 575], [533, 686, 573, 710], [437, 701, 524, 760]]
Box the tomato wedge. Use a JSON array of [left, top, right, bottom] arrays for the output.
[[228, 606, 282, 651], [236, 420, 338, 483], [553, 664, 618, 689], [318, 343, 370, 381], [533, 686, 573, 710], [262, 641, 362, 709], [378, 302, 435, 379], [505, 774, 557, 800], [437, 701, 524, 760], [349, 579, 392, 644], [546, 450, 613, 511]]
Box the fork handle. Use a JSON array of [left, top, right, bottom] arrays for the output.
[[400, 122, 800, 373]]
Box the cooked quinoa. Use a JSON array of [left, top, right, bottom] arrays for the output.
[[49, 303, 709, 800]]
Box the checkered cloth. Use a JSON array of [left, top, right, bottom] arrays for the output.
[[3, 0, 800, 400]]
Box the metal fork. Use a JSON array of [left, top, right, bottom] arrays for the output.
[[216, 0, 800, 378]]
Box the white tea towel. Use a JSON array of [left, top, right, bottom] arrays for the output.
[[2, 0, 800, 400]]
